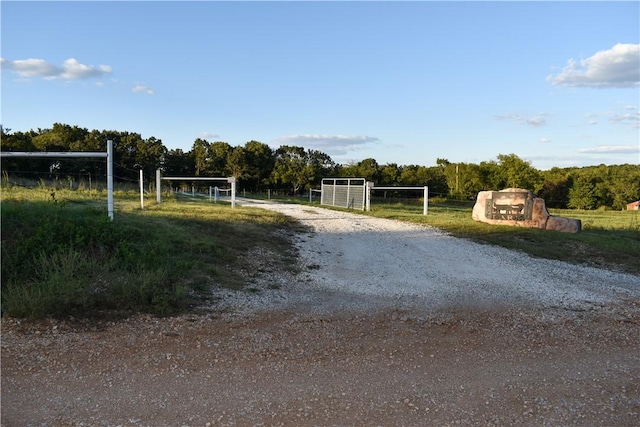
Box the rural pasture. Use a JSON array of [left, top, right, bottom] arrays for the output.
[[1, 184, 638, 319]]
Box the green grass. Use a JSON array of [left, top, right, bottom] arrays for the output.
[[1, 186, 303, 319]]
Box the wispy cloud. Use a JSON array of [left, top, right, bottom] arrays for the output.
[[132, 84, 155, 95], [272, 134, 380, 157], [1, 57, 112, 80], [547, 43, 640, 88], [608, 111, 640, 128], [493, 113, 550, 127], [578, 145, 640, 154], [539, 137, 551, 143], [197, 132, 220, 141], [586, 106, 639, 128]]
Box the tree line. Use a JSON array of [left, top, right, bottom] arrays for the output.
[[1, 123, 639, 210]]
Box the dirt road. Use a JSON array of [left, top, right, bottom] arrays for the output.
[[2, 202, 639, 426]]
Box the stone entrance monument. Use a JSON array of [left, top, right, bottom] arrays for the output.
[[472, 188, 581, 233]]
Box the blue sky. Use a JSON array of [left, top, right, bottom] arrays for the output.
[[2, 1, 639, 170]]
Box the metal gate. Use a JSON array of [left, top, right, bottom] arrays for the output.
[[321, 178, 366, 210]]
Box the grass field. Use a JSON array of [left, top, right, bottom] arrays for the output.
[[2, 185, 638, 319], [1, 186, 302, 319]]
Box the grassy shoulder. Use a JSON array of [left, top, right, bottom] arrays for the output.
[[1, 188, 303, 319]]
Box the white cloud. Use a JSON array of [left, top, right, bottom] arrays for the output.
[[1, 57, 112, 80], [132, 84, 155, 95], [526, 117, 547, 127], [197, 132, 220, 141], [578, 145, 640, 154], [272, 134, 380, 156], [494, 113, 549, 127], [539, 137, 551, 143], [547, 43, 640, 88], [609, 112, 640, 128]]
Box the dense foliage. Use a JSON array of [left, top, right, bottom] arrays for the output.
[[2, 123, 639, 209]]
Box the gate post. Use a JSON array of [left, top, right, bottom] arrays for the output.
[[423, 186, 429, 215], [228, 177, 236, 208], [107, 140, 114, 221], [139, 169, 144, 209], [156, 169, 162, 204], [366, 181, 374, 212]]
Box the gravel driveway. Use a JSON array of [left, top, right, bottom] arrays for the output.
[[218, 200, 639, 314], [2, 201, 639, 426]]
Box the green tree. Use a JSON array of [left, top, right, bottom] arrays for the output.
[[609, 165, 640, 210], [243, 140, 274, 191], [192, 138, 211, 176], [208, 141, 233, 176], [306, 149, 335, 185], [443, 162, 484, 199], [0, 127, 49, 178], [356, 158, 381, 183], [164, 149, 194, 177], [494, 153, 543, 193], [568, 176, 598, 209], [270, 145, 310, 194], [31, 123, 88, 152], [226, 146, 247, 180], [379, 163, 401, 186], [136, 136, 167, 179], [400, 165, 428, 186]]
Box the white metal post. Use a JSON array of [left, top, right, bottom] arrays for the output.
[[139, 169, 144, 209], [423, 186, 428, 216], [107, 140, 114, 221], [366, 181, 374, 211], [229, 177, 236, 208], [156, 169, 161, 204]]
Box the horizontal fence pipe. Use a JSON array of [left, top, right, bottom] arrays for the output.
[[371, 186, 425, 190], [0, 152, 108, 158], [161, 177, 229, 181]]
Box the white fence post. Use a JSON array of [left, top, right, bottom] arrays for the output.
[[366, 181, 374, 211], [232, 178, 237, 207], [156, 169, 161, 204], [107, 140, 114, 221], [139, 170, 144, 209], [423, 186, 428, 216]]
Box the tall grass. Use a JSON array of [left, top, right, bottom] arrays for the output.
[[1, 185, 300, 319]]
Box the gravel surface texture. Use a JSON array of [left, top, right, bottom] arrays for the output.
[[2, 201, 639, 426]]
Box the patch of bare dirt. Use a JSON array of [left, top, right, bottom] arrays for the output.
[[2, 300, 639, 426]]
